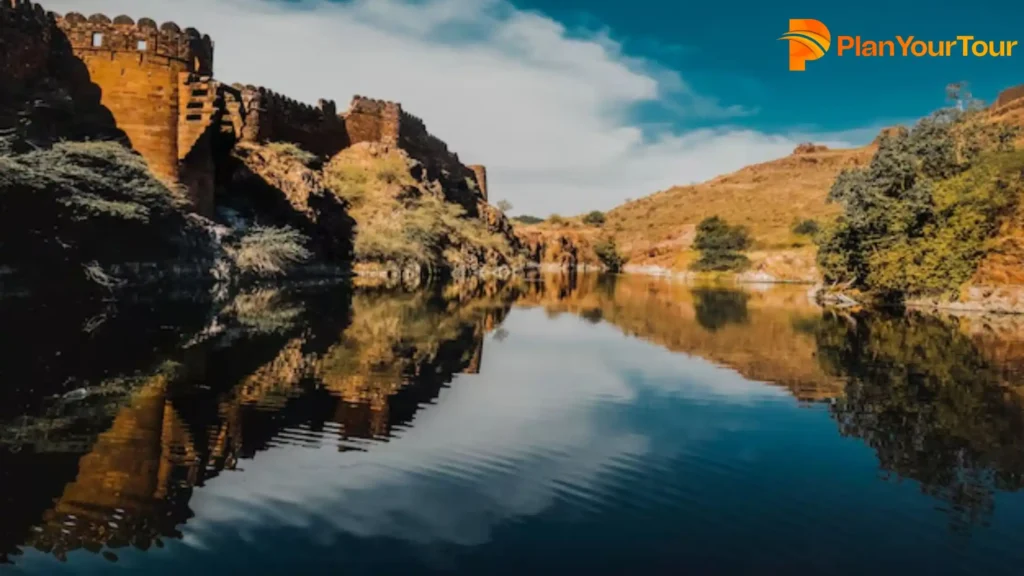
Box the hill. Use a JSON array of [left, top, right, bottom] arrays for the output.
[[517, 84, 1024, 288]]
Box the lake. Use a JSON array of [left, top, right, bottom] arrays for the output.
[[2, 274, 1024, 575]]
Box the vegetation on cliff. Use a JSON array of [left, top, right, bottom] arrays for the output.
[[816, 105, 1023, 300], [324, 144, 524, 276], [0, 140, 314, 296]]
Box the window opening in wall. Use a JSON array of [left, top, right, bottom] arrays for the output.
[[137, 40, 148, 51], [91, 33, 103, 47]]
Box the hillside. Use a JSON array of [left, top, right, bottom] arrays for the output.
[[516, 84, 1024, 287]]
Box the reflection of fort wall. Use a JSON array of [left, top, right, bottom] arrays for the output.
[[26, 374, 197, 559]]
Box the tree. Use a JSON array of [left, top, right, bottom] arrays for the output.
[[496, 199, 513, 213], [593, 238, 626, 272], [691, 216, 751, 272], [582, 210, 606, 226], [815, 91, 1024, 299]]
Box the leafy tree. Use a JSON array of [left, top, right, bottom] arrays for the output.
[[816, 92, 1024, 300], [593, 237, 626, 272], [582, 210, 606, 226], [691, 216, 751, 271], [496, 199, 513, 213]]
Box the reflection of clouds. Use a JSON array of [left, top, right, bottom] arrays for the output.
[[183, 309, 785, 548]]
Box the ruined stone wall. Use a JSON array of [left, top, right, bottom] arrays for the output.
[[468, 164, 488, 201], [343, 96, 400, 147], [235, 85, 349, 156], [0, 0, 54, 93]]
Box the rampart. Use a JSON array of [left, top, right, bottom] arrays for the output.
[[0, 0, 54, 91], [233, 85, 348, 156]]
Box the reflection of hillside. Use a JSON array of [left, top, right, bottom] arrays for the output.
[[1, 280, 515, 565], [514, 274, 844, 401]]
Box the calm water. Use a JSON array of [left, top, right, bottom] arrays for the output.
[[2, 274, 1024, 575]]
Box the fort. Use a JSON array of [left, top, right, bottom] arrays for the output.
[[0, 0, 489, 216]]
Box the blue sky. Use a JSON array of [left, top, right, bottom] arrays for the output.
[[512, 0, 1022, 134], [46, 0, 1023, 215]]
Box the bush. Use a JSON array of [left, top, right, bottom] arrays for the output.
[[225, 225, 312, 277], [792, 218, 820, 236], [548, 214, 565, 225], [265, 142, 318, 167], [582, 210, 606, 226], [512, 215, 543, 225], [691, 250, 751, 272], [0, 141, 215, 293], [496, 200, 513, 213], [690, 216, 750, 272], [593, 238, 626, 271]]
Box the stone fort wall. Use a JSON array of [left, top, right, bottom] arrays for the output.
[[1, 0, 489, 212], [0, 0, 54, 91], [52, 10, 216, 212]]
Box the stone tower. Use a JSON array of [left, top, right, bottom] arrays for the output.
[[53, 11, 217, 215]]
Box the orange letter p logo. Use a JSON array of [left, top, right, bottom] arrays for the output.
[[780, 19, 831, 71]]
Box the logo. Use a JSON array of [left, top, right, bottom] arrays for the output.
[[781, 19, 1018, 70], [780, 19, 831, 71]]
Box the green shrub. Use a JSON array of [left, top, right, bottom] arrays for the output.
[[548, 214, 565, 225], [690, 216, 750, 272], [266, 142, 318, 167], [791, 218, 820, 236], [691, 250, 751, 272], [694, 216, 750, 251], [512, 215, 543, 225], [226, 225, 312, 277], [593, 238, 626, 271], [0, 141, 215, 292], [582, 210, 606, 226]]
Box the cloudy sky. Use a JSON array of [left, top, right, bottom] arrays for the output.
[[44, 0, 1024, 216]]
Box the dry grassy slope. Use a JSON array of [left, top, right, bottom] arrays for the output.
[[604, 144, 876, 276], [577, 84, 1024, 282]]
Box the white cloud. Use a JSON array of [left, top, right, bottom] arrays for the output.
[[45, 0, 873, 215]]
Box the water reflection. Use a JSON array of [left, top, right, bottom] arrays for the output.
[[1, 274, 1023, 571], [805, 311, 1024, 530]]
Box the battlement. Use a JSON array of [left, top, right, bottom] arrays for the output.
[[0, 0, 54, 90], [0, 0, 52, 28], [53, 11, 213, 74], [348, 95, 402, 116]]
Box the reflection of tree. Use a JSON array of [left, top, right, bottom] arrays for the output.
[[809, 311, 1024, 530], [692, 288, 749, 332]]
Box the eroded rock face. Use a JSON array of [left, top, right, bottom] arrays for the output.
[[514, 227, 600, 270], [227, 143, 354, 263]]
